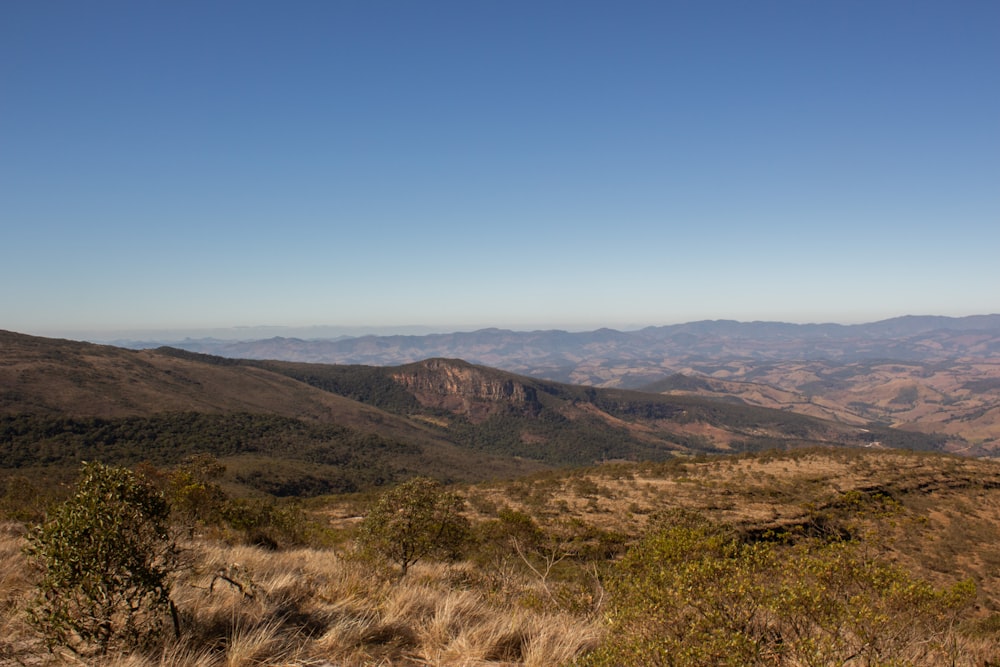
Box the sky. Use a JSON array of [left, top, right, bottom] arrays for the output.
[[2, 1, 999, 340]]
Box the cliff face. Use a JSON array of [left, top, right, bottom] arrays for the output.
[[391, 359, 541, 422]]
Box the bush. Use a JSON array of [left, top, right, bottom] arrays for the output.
[[220, 496, 318, 549], [583, 509, 776, 666], [24, 462, 178, 655], [162, 454, 228, 529], [358, 477, 469, 576], [0, 474, 50, 524], [579, 509, 976, 666]]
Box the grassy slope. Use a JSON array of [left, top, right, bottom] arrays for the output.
[[2, 447, 999, 666], [461, 447, 1000, 626]]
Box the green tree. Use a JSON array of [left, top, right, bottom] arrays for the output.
[[24, 462, 178, 655], [358, 477, 469, 576], [164, 454, 228, 531]]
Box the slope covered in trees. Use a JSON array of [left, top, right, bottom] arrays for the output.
[[1, 331, 949, 497]]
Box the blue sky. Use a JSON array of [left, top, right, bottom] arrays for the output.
[[3, 1, 998, 338]]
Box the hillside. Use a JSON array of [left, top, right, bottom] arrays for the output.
[[133, 315, 1000, 452], [219, 353, 948, 459], [0, 331, 948, 497], [0, 331, 542, 493], [3, 447, 999, 666], [452, 447, 1000, 664], [644, 357, 1000, 454]]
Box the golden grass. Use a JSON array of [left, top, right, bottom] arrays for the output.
[[464, 448, 1000, 619], [4, 448, 1000, 666], [0, 523, 41, 665], [0, 530, 599, 666]]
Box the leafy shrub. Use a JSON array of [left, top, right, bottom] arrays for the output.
[[358, 477, 469, 576], [772, 541, 975, 666], [582, 509, 777, 666], [145, 456, 327, 548], [162, 454, 228, 529], [220, 496, 321, 549], [24, 462, 178, 655], [579, 509, 975, 666]]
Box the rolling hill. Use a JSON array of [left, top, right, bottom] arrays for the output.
[[2, 332, 999, 665], [643, 358, 1000, 455], [1, 330, 949, 497], [125, 315, 1000, 452]]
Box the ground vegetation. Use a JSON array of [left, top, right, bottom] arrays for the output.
[[0, 448, 998, 665]]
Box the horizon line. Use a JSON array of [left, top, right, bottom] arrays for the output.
[[14, 312, 1000, 344]]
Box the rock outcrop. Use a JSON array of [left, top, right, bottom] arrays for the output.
[[391, 359, 541, 422]]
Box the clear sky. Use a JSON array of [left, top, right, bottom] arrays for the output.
[[3, 1, 998, 339]]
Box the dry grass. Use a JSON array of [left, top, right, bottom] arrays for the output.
[[4, 448, 1000, 666], [0, 523, 41, 665], [466, 448, 1000, 617], [0, 532, 599, 667]]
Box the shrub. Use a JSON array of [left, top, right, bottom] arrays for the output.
[[579, 509, 976, 666], [772, 541, 975, 666], [582, 509, 777, 666], [220, 496, 318, 549], [358, 477, 469, 576], [24, 462, 178, 655], [161, 454, 229, 531], [0, 474, 50, 524]]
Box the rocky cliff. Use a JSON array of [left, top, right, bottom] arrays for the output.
[[391, 359, 541, 422]]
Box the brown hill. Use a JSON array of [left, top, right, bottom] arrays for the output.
[[2, 331, 396, 426], [249, 355, 945, 459], [0, 331, 951, 497], [0, 331, 543, 491], [648, 358, 1000, 455], [144, 315, 1000, 453]]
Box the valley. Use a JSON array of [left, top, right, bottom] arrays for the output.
[[0, 330, 949, 496], [2, 325, 1000, 665], [131, 315, 1000, 455]]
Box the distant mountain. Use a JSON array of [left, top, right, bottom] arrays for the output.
[[0, 330, 948, 497], [150, 315, 1000, 386], [122, 315, 1000, 454]]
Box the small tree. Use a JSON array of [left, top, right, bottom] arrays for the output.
[[25, 462, 178, 655], [358, 477, 469, 576], [164, 454, 228, 532]]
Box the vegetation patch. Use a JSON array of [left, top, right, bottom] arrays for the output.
[[0, 449, 998, 665]]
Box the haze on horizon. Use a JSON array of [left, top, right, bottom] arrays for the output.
[[3, 2, 998, 340]]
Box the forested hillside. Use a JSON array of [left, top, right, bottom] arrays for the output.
[[1, 331, 950, 497]]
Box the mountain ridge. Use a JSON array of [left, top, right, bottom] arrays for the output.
[[1, 330, 951, 497], [145, 314, 1000, 375], [121, 316, 1000, 451]]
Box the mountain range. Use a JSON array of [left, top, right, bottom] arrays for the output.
[[145, 316, 1000, 383], [0, 329, 949, 497], [125, 315, 1000, 454]]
